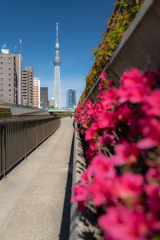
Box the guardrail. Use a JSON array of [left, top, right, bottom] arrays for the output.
[[0, 116, 60, 178]]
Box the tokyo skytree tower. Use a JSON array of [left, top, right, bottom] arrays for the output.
[[53, 23, 61, 109]]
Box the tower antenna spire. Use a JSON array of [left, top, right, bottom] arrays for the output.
[[20, 39, 22, 54], [53, 22, 61, 109], [56, 23, 58, 43]]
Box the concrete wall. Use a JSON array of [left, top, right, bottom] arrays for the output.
[[86, 0, 160, 102]]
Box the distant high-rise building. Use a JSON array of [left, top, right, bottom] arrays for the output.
[[66, 89, 76, 108], [48, 96, 56, 108], [40, 87, 48, 108], [53, 23, 61, 109], [22, 67, 33, 106], [33, 77, 40, 108], [0, 48, 22, 104]]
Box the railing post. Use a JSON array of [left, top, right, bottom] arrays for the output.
[[1, 125, 6, 177], [24, 122, 26, 159], [47, 119, 49, 137], [43, 120, 44, 141], [36, 121, 37, 148]]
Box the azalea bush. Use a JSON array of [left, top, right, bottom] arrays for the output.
[[72, 67, 160, 240], [79, 0, 144, 106]]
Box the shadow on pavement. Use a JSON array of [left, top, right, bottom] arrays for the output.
[[59, 120, 75, 240]]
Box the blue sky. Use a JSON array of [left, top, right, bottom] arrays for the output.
[[0, 0, 115, 107]]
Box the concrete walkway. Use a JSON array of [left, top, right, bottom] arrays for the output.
[[0, 118, 74, 240]]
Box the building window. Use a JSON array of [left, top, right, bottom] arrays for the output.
[[9, 57, 12, 60], [1, 94, 3, 96], [8, 84, 11, 86], [0, 57, 3, 59], [8, 79, 11, 81], [9, 68, 11, 70], [9, 94, 11, 96], [1, 84, 3, 86], [9, 89, 11, 92], [9, 100, 11, 102], [0, 73, 3, 75], [1, 78, 3, 81], [1, 67, 3, 70], [8, 63, 11, 65], [8, 73, 11, 76], [1, 89, 3, 91], [0, 62, 3, 65]]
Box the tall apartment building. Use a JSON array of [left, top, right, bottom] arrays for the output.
[[33, 77, 40, 108], [0, 48, 22, 104], [66, 89, 76, 108], [22, 67, 33, 106], [40, 87, 48, 109]]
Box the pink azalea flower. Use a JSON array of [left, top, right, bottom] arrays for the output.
[[101, 72, 107, 81], [144, 70, 159, 87], [88, 176, 117, 206], [81, 114, 87, 123], [80, 170, 91, 185], [114, 140, 140, 165], [137, 117, 160, 149], [145, 168, 160, 221], [85, 122, 98, 141], [99, 83, 105, 90], [97, 133, 115, 146], [118, 68, 150, 104], [98, 204, 151, 240], [116, 104, 133, 122], [85, 147, 94, 159], [80, 109, 86, 114], [97, 111, 115, 129], [108, 79, 116, 86], [120, 68, 147, 88], [97, 92, 104, 99], [71, 183, 90, 203], [101, 88, 118, 109], [143, 89, 160, 117], [88, 154, 116, 178], [145, 184, 160, 220], [88, 108, 94, 118], [115, 172, 144, 202], [118, 85, 149, 104], [145, 167, 160, 183], [127, 113, 142, 138], [88, 140, 97, 151]]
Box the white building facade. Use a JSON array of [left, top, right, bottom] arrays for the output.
[[0, 48, 22, 104], [33, 77, 40, 108]]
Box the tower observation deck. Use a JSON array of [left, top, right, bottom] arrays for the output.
[[53, 23, 61, 109]]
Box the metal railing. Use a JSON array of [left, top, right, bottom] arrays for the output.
[[0, 116, 60, 178]]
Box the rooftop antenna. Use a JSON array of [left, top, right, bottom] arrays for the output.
[[2, 44, 6, 49], [20, 39, 22, 54], [15, 46, 17, 54], [56, 23, 58, 43]]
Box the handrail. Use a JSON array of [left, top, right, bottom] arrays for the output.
[[0, 116, 60, 178]]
